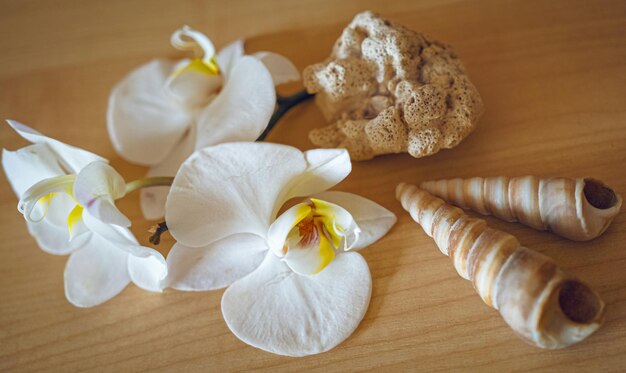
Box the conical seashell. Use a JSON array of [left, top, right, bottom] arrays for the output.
[[396, 183, 605, 349], [418, 176, 622, 241]]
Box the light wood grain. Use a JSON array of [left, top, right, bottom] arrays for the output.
[[1, 0, 626, 371]]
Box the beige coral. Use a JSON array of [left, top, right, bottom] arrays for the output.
[[304, 11, 484, 160]]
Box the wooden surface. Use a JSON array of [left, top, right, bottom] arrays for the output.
[[1, 0, 626, 371]]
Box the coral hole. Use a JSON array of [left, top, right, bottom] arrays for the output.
[[558, 281, 602, 324], [583, 178, 618, 209]]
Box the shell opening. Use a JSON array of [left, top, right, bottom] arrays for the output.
[[583, 178, 618, 210], [558, 280, 603, 324]]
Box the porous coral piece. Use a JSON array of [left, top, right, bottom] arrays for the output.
[[304, 11, 484, 160], [365, 107, 407, 154]]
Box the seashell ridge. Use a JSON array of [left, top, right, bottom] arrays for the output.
[[419, 176, 622, 241], [396, 182, 606, 348]]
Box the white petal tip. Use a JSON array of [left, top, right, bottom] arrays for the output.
[[222, 252, 371, 356], [6, 119, 32, 133]]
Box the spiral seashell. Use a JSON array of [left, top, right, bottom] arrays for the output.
[[418, 176, 622, 241], [396, 183, 605, 349]]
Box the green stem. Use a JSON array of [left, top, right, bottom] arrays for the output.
[[256, 89, 314, 141], [125, 176, 175, 194]]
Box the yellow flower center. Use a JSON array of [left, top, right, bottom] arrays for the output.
[[171, 57, 220, 78], [281, 198, 355, 274]]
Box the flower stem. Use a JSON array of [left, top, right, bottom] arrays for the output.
[[125, 176, 175, 194], [256, 89, 314, 141], [149, 222, 169, 245]]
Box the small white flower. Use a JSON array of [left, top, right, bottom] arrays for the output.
[[2, 120, 167, 307], [107, 25, 300, 220], [164, 142, 396, 356]]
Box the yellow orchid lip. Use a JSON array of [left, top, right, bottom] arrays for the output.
[[279, 203, 312, 256], [18, 175, 76, 223], [171, 57, 220, 78], [283, 213, 335, 274], [270, 198, 361, 275], [17, 174, 86, 239], [309, 198, 353, 251], [67, 204, 84, 238]]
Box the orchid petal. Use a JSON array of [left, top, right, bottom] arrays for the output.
[[18, 188, 84, 255], [18, 175, 75, 223], [64, 233, 131, 307], [311, 198, 356, 235], [195, 56, 276, 149], [216, 39, 244, 79], [283, 231, 336, 275], [266, 203, 311, 257], [254, 51, 301, 85], [310, 198, 360, 251], [128, 253, 167, 292], [166, 142, 307, 248], [45, 192, 77, 228], [140, 127, 196, 220], [6, 120, 105, 173], [222, 251, 372, 357], [82, 210, 167, 291], [278, 148, 351, 209], [3, 128, 102, 244], [66, 204, 90, 241], [140, 188, 167, 221], [74, 162, 126, 200], [107, 59, 193, 166], [82, 212, 152, 258], [73, 161, 130, 227], [27, 220, 85, 255], [313, 191, 397, 250], [2, 145, 66, 197], [166, 233, 268, 291], [3, 144, 78, 248], [32, 192, 83, 243], [164, 59, 222, 107], [82, 197, 130, 227]]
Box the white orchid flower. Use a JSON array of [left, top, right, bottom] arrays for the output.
[[2, 120, 168, 307], [165, 142, 396, 356], [107, 25, 300, 220]]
